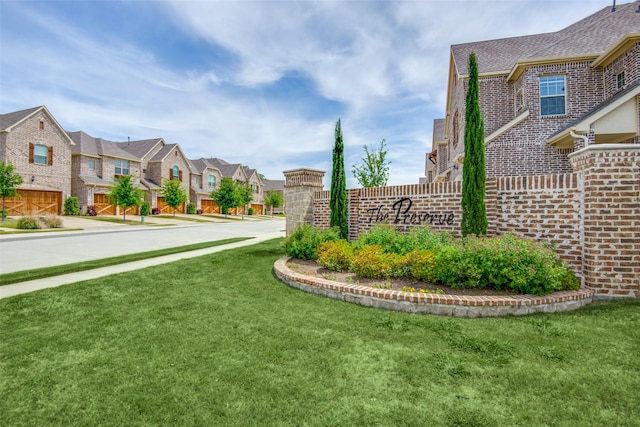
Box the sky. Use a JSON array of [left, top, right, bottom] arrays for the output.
[[0, 0, 611, 187]]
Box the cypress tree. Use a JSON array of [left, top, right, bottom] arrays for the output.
[[461, 52, 488, 236], [330, 119, 348, 239]]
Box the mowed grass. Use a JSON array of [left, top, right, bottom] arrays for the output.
[[1, 239, 638, 427]]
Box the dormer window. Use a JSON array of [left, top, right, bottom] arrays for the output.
[[540, 75, 566, 116]]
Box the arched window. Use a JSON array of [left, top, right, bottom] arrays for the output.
[[172, 165, 180, 180]]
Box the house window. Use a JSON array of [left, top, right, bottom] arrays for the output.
[[251, 183, 257, 193], [208, 175, 216, 187], [193, 176, 199, 185], [33, 144, 49, 165], [39, 120, 44, 130], [172, 165, 180, 180], [88, 160, 95, 171], [616, 72, 625, 90], [540, 75, 566, 116], [452, 111, 459, 149], [115, 159, 129, 175], [516, 88, 524, 111]]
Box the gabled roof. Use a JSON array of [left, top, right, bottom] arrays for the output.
[[262, 179, 285, 192], [189, 158, 223, 175], [452, 2, 640, 77], [243, 166, 262, 183], [68, 131, 140, 161], [117, 138, 164, 159], [205, 158, 247, 180], [1, 105, 75, 145]]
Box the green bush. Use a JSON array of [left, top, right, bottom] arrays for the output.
[[284, 224, 341, 260], [186, 202, 196, 214], [41, 214, 63, 228], [407, 226, 455, 252], [63, 197, 80, 215], [401, 249, 437, 282], [317, 240, 354, 272], [248, 207, 254, 215], [140, 201, 151, 216], [353, 224, 411, 255], [351, 245, 403, 279], [17, 216, 40, 229]]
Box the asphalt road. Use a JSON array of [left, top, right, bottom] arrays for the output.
[[0, 218, 286, 274]]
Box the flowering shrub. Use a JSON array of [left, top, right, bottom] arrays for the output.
[[151, 207, 161, 215], [196, 209, 203, 215], [401, 249, 436, 282], [317, 240, 354, 271], [288, 225, 580, 296], [86, 205, 98, 216], [350, 245, 403, 279], [284, 224, 341, 260]]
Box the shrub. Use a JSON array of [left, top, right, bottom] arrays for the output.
[[0, 209, 7, 219], [86, 205, 98, 216], [559, 269, 580, 291], [63, 197, 80, 215], [40, 214, 62, 228], [317, 240, 354, 271], [248, 207, 254, 215], [401, 249, 437, 282], [284, 224, 341, 260], [151, 207, 161, 215], [186, 202, 196, 214], [140, 201, 151, 216], [353, 224, 411, 255], [196, 209, 203, 215], [407, 226, 455, 252], [17, 216, 40, 229], [351, 245, 403, 279]]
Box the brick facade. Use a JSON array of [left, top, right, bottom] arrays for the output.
[[288, 145, 640, 299]]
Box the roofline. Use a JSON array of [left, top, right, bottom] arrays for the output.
[[591, 33, 640, 68], [507, 53, 600, 81], [546, 84, 640, 145], [2, 106, 75, 146]]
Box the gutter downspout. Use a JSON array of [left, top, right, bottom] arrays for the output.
[[570, 127, 590, 149]]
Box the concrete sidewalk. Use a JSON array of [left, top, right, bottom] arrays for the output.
[[0, 231, 283, 299]]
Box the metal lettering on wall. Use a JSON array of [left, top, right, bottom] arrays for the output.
[[366, 197, 455, 226]]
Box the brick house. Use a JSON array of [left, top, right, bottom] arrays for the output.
[[0, 106, 74, 215], [204, 158, 265, 215], [68, 131, 144, 214], [262, 179, 285, 214], [118, 139, 191, 213], [188, 158, 224, 213], [424, 1, 640, 182]]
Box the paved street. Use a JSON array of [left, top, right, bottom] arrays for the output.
[[0, 216, 286, 274]]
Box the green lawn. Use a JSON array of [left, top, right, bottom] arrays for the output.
[[1, 238, 638, 426]]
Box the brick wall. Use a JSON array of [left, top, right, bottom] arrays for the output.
[[292, 145, 639, 298]]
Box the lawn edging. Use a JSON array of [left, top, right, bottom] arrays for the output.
[[274, 256, 594, 317]]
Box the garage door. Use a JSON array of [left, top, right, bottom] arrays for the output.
[[157, 197, 185, 214], [200, 199, 220, 214], [4, 190, 62, 215], [251, 204, 264, 215], [93, 194, 116, 215]]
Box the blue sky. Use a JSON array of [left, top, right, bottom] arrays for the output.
[[1, 0, 608, 187]]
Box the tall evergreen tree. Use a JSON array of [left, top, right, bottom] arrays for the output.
[[461, 52, 488, 236], [330, 119, 348, 239]]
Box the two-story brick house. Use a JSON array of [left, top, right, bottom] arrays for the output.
[[424, 1, 640, 183], [0, 106, 74, 215], [188, 158, 224, 213], [204, 158, 265, 215], [68, 131, 144, 214]]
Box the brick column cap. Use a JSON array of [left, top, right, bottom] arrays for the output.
[[283, 167, 326, 174], [568, 143, 640, 159]]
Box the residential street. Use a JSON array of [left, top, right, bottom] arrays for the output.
[[0, 217, 285, 274]]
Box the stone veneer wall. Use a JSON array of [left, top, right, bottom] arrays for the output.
[[286, 145, 640, 298], [283, 168, 325, 237]]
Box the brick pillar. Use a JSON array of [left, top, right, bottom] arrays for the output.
[[569, 144, 640, 298], [283, 168, 325, 237]]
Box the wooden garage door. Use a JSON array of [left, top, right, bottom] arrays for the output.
[[93, 194, 116, 215], [4, 190, 61, 215], [157, 197, 185, 214], [251, 204, 264, 215], [200, 199, 220, 214]]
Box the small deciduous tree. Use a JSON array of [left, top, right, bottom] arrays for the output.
[[352, 139, 391, 188], [235, 182, 253, 218], [330, 119, 348, 239], [211, 177, 238, 217], [160, 178, 188, 217], [263, 189, 284, 216], [461, 52, 488, 237], [0, 162, 23, 221], [108, 175, 145, 221]]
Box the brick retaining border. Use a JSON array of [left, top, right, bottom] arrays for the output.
[[274, 257, 595, 317]]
